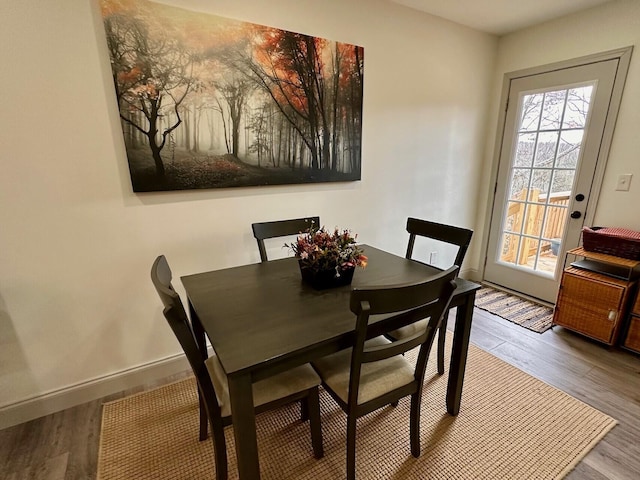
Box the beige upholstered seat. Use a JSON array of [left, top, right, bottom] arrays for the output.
[[311, 337, 414, 405], [205, 355, 321, 418], [389, 318, 429, 341]]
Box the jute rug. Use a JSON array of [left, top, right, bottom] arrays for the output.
[[475, 286, 554, 333], [98, 341, 615, 480]]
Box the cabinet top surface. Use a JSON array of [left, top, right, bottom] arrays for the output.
[[568, 247, 640, 268], [564, 265, 634, 287]]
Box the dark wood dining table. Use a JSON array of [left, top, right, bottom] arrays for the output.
[[181, 244, 480, 480]]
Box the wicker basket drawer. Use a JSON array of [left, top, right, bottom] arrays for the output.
[[623, 316, 640, 353], [553, 267, 631, 345]]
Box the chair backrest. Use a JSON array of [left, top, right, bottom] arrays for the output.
[[252, 216, 320, 262], [347, 266, 458, 407], [150, 255, 222, 418], [405, 217, 473, 269], [151, 255, 182, 309]]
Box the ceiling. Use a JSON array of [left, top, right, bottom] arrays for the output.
[[388, 0, 616, 35]]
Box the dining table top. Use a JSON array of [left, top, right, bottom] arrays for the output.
[[181, 244, 479, 379]]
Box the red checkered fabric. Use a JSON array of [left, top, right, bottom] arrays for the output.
[[592, 227, 640, 239]]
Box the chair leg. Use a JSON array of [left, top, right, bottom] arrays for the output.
[[437, 314, 449, 375], [409, 393, 422, 457], [307, 388, 324, 459], [210, 418, 228, 480], [346, 416, 357, 480], [198, 391, 208, 441], [300, 398, 309, 421]]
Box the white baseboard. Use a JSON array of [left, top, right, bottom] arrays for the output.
[[0, 353, 192, 430], [460, 267, 481, 283]]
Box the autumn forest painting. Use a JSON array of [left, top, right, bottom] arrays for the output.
[[100, 0, 364, 192]]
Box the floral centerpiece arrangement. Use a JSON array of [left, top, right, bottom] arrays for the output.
[[285, 226, 368, 289]]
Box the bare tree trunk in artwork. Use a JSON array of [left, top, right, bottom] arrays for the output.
[[193, 107, 200, 153], [276, 116, 283, 167], [143, 100, 165, 176], [231, 106, 240, 157], [183, 107, 191, 152]]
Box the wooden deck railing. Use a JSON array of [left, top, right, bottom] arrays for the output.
[[501, 189, 570, 264]]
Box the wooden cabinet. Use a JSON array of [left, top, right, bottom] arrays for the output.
[[552, 248, 639, 346], [553, 267, 633, 345], [623, 290, 640, 353]]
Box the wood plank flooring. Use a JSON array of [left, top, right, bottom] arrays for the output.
[[1, 308, 638, 479]]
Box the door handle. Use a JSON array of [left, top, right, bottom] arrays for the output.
[[570, 211, 582, 219]]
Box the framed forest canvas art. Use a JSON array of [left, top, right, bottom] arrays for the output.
[[99, 0, 364, 192]]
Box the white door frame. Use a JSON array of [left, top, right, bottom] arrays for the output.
[[479, 47, 633, 302]]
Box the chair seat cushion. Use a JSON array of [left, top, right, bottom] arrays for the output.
[[205, 355, 321, 418], [388, 318, 429, 340], [312, 336, 415, 405]]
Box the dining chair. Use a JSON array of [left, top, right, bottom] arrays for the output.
[[151, 255, 323, 480], [312, 266, 458, 480], [251, 216, 320, 262], [388, 217, 473, 375]]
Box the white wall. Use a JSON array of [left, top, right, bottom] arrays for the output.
[[474, 0, 640, 266], [0, 0, 496, 427]]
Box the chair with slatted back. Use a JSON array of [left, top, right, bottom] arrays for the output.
[[151, 255, 323, 480], [252, 216, 320, 262], [312, 266, 458, 480], [388, 217, 473, 375], [149, 253, 210, 443]]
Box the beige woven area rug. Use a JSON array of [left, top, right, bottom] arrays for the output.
[[475, 286, 554, 333], [98, 342, 616, 480]]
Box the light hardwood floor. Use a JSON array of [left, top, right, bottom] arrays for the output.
[[1, 308, 639, 479]]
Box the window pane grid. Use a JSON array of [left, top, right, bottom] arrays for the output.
[[500, 84, 594, 273]]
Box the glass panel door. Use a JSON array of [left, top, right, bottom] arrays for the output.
[[484, 58, 622, 303], [498, 85, 594, 276]]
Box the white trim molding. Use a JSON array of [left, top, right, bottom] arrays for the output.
[[0, 353, 191, 430]]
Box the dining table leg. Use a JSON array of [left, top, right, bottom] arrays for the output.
[[446, 290, 476, 415], [228, 372, 261, 479]]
